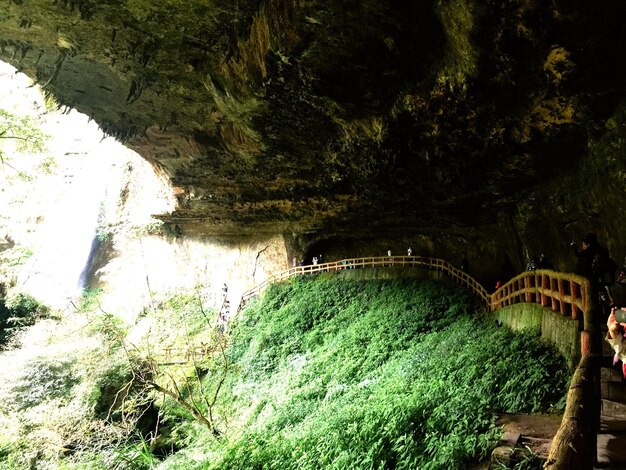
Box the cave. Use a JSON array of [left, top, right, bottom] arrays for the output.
[[2, 0, 626, 287], [2, 1, 626, 468]]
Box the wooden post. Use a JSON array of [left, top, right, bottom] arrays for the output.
[[524, 276, 531, 302], [570, 281, 579, 320], [580, 331, 591, 356], [541, 274, 550, 307], [551, 279, 558, 311], [558, 279, 566, 315], [582, 284, 589, 322], [544, 354, 597, 470]]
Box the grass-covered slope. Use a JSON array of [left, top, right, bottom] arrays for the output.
[[163, 276, 570, 470]]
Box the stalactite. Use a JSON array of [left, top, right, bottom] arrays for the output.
[[41, 50, 67, 89]]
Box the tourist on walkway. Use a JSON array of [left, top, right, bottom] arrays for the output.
[[572, 233, 617, 311], [537, 253, 554, 270], [525, 256, 539, 271], [571, 233, 611, 283]]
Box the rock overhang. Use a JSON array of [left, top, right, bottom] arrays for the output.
[[2, 0, 626, 249]]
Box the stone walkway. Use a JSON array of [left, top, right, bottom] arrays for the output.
[[597, 414, 626, 468], [485, 412, 626, 468]]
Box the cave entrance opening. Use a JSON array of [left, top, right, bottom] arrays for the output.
[[0, 60, 172, 310]]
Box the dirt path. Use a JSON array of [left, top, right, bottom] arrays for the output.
[[496, 413, 562, 440]]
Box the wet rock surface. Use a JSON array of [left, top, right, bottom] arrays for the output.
[[2, 1, 626, 278]]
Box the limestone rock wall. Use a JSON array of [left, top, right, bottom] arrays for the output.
[[2, 1, 626, 283]]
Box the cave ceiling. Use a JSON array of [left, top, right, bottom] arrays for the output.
[[2, 0, 626, 239]]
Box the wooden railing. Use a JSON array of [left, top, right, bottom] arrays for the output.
[[161, 343, 218, 365], [490, 269, 592, 333], [239, 256, 598, 468], [241, 257, 593, 321], [240, 256, 491, 310]]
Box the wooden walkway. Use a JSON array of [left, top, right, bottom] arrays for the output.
[[238, 256, 597, 469], [241, 256, 489, 309], [160, 254, 600, 469], [240, 256, 590, 321]]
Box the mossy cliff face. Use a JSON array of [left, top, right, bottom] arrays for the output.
[[2, 0, 626, 278]]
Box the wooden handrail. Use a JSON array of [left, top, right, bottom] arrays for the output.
[[240, 257, 591, 322], [240, 256, 492, 310], [238, 256, 597, 468], [490, 269, 591, 325]]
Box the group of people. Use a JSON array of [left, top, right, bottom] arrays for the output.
[[571, 233, 619, 306], [217, 283, 230, 333], [525, 253, 554, 271], [292, 255, 324, 267], [568, 233, 626, 378]]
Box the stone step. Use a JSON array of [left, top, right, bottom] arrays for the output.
[[601, 363, 626, 404], [602, 399, 626, 419], [597, 413, 626, 468], [602, 382, 626, 404], [602, 366, 624, 383], [492, 434, 552, 468], [491, 431, 521, 467]]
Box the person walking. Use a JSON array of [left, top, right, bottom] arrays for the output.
[[572, 233, 616, 312]]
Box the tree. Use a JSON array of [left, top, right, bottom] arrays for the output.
[[0, 108, 48, 174], [94, 295, 230, 438]]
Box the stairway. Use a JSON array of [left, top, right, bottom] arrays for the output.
[[596, 336, 626, 468]]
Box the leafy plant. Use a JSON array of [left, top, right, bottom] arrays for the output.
[[110, 433, 157, 469], [2, 356, 78, 411], [78, 288, 104, 313], [0, 108, 49, 177], [0, 290, 49, 344], [191, 276, 569, 469], [493, 445, 544, 470], [88, 291, 229, 439], [0, 277, 570, 469]]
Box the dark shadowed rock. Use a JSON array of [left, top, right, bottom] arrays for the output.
[[2, 0, 626, 279]]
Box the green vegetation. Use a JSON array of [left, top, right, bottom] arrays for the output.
[[497, 445, 544, 470], [0, 277, 569, 469], [77, 288, 104, 313], [0, 291, 49, 345], [0, 108, 50, 179]]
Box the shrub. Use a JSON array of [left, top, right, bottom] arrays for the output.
[[177, 277, 569, 469], [0, 291, 49, 344]]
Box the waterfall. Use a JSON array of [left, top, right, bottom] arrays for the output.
[[0, 61, 122, 308], [1, 60, 175, 311], [18, 137, 118, 308]]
